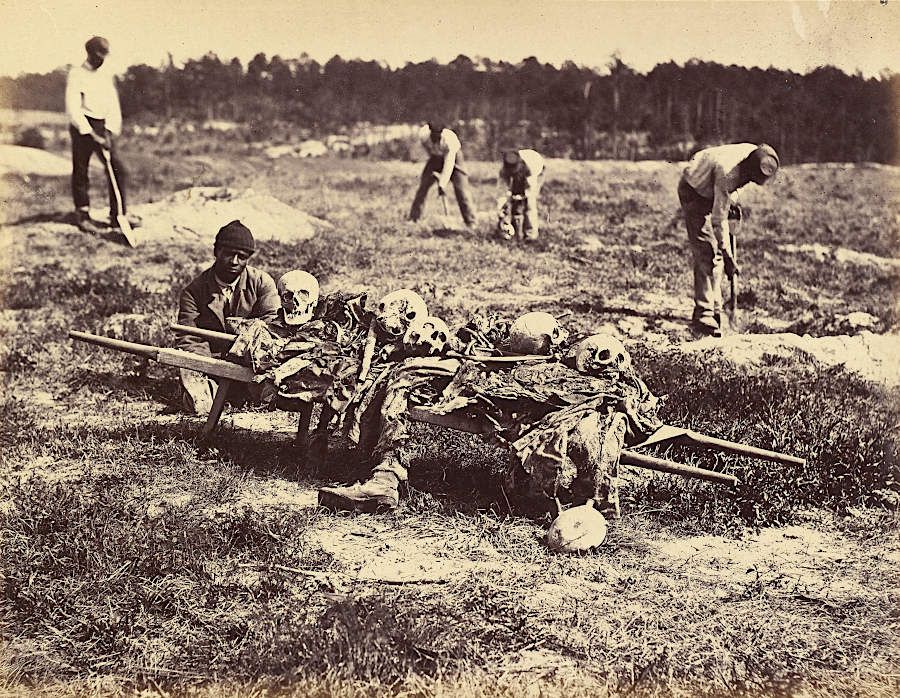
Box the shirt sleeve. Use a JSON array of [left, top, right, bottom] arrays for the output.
[[105, 75, 122, 136], [709, 164, 732, 247], [65, 65, 92, 135], [522, 152, 544, 193], [436, 130, 460, 191], [175, 285, 213, 357]]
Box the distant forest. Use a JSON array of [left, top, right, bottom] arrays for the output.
[[2, 53, 898, 164]]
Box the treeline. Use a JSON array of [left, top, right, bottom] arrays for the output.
[[2, 53, 898, 163]]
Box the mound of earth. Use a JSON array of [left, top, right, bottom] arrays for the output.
[[778, 243, 900, 273], [0, 144, 70, 177], [127, 186, 332, 246], [677, 330, 900, 388]]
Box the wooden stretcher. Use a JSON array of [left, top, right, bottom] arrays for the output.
[[69, 327, 807, 488]]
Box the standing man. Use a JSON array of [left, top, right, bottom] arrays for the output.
[[65, 36, 128, 235], [678, 143, 779, 336], [408, 122, 477, 229], [175, 221, 280, 415], [498, 149, 545, 240]]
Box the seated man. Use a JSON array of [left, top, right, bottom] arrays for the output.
[[175, 220, 280, 415]]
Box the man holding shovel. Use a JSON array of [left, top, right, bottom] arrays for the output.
[[408, 122, 477, 230], [65, 36, 131, 236], [677, 143, 779, 336]]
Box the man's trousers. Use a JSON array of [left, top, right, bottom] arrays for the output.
[[70, 117, 127, 219]]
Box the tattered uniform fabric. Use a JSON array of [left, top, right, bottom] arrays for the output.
[[223, 305, 661, 516]]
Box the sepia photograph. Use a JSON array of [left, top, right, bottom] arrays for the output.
[[1, 1, 898, 696]]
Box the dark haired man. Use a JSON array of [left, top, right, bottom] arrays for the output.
[[498, 149, 545, 240], [65, 36, 128, 235], [408, 122, 477, 229], [678, 143, 780, 336], [175, 221, 280, 415]]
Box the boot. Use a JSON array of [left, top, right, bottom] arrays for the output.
[[318, 471, 399, 513], [691, 314, 721, 337], [75, 209, 106, 236]]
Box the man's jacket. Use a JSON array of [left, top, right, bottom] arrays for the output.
[[176, 266, 280, 357]]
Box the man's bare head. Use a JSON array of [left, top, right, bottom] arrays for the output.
[[85, 36, 109, 69]]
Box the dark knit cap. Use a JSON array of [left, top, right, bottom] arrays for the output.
[[85, 36, 110, 56], [502, 150, 522, 171], [215, 220, 256, 252]]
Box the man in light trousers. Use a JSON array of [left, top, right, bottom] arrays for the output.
[[678, 143, 779, 335]]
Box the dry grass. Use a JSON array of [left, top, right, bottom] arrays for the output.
[[1, 135, 899, 697]]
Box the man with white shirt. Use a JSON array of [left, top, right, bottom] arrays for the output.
[[678, 143, 779, 335], [408, 122, 477, 229], [498, 149, 545, 240], [65, 36, 128, 235], [175, 221, 280, 415]]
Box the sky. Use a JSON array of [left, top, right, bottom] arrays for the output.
[[1, 0, 898, 79]]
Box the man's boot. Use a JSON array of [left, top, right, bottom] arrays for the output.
[[318, 471, 400, 513], [75, 209, 106, 235]]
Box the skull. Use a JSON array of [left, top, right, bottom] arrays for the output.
[[277, 270, 319, 326], [508, 312, 569, 355], [376, 289, 428, 337], [574, 333, 631, 375], [403, 316, 450, 357], [547, 500, 608, 553]]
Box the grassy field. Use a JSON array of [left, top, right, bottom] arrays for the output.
[[1, 134, 899, 697]]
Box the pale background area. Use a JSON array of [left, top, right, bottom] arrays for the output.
[[1, 0, 898, 78]]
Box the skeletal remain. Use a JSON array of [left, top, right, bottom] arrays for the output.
[[574, 333, 632, 375], [508, 312, 569, 355], [375, 289, 428, 338], [547, 500, 608, 552], [277, 270, 319, 326], [403, 316, 450, 357]]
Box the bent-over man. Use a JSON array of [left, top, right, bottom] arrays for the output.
[[678, 143, 779, 336], [498, 149, 545, 240], [65, 36, 128, 235], [176, 220, 280, 415], [408, 122, 477, 229]]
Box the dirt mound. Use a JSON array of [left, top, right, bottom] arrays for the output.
[[0, 145, 70, 177], [128, 187, 332, 246], [677, 330, 900, 387], [778, 243, 900, 273]]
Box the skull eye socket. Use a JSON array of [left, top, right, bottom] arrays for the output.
[[436, 332, 447, 342], [378, 302, 385, 312], [598, 349, 612, 361], [406, 310, 418, 321]]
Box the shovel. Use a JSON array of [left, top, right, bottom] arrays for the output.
[[100, 145, 136, 247], [726, 205, 741, 332], [438, 186, 453, 229]]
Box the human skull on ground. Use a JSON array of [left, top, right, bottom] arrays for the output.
[[277, 270, 319, 326], [403, 316, 451, 357], [547, 500, 608, 553], [574, 333, 631, 375], [376, 289, 428, 337], [508, 312, 569, 355]]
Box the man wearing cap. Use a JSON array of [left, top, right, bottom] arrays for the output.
[[408, 122, 477, 229], [175, 221, 280, 415], [678, 143, 780, 336], [65, 36, 129, 235], [498, 149, 545, 240]]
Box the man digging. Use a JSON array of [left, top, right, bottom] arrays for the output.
[[175, 221, 280, 415], [65, 36, 132, 235], [408, 121, 478, 231], [677, 143, 779, 336]]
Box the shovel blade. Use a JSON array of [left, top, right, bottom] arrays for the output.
[[116, 214, 137, 247]]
